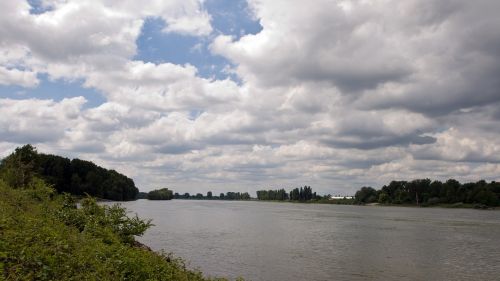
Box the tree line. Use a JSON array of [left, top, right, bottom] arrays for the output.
[[173, 191, 251, 200], [354, 179, 500, 207], [256, 186, 318, 201], [0, 145, 138, 201]]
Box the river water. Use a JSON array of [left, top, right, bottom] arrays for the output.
[[117, 200, 500, 281]]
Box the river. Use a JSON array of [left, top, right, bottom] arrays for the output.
[[117, 200, 500, 281]]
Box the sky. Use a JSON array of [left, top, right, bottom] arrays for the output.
[[1, 0, 500, 195]]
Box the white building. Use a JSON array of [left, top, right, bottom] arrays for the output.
[[330, 195, 354, 200]]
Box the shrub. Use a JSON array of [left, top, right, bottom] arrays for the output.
[[0, 179, 228, 281]]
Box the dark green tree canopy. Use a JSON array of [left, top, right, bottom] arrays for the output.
[[355, 178, 500, 206], [147, 188, 173, 200], [0, 145, 138, 201], [256, 186, 318, 201], [354, 186, 378, 204]]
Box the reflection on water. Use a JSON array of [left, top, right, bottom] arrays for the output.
[[116, 200, 500, 281]]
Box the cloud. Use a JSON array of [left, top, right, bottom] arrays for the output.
[[0, 0, 213, 86], [210, 0, 414, 90], [0, 66, 39, 87], [213, 0, 500, 115], [1, 0, 499, 194], [0, 97, 86, 143], [108, 0, 213, 36], [83, 61, 242, 112], [318, 109, 437, 149], [411, 127, 500, 163], [354, 1, 500, 115], [162, 13, 212, 36]]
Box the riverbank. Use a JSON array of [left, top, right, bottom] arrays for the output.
[[251, 199, 498, 210], [0, 180, 231, 280], [372, 202, 498, 210]]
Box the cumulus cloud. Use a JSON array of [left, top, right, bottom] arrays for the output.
[[213, 0, 500, 114], [0, 97, 86, 143], [211, 0, 414, 90], [0, 66, 39, 87], [0, 0, 212, 84], [411, 127, 500, 163], [84, 61, 241, 112]]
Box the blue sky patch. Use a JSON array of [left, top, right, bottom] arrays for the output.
[[135, 0, 262, 81], [134, 17, 231, 80], [205, 0, 262, 39], [0, 74, 105, 108], [189, 109, 205, 120], [27, 0, 53, 14]]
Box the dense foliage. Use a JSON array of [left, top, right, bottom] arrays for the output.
[[173, 191, 251, 200], [0, 179, 229, 280], [148, 188, 174, 200], [0, 145, 138, 201], [136, 192, 148, 199], [57, 194, 153, 245], [256, 189, 288, 200], [354, 179, 500, 207], [256, 186, 318, 201]]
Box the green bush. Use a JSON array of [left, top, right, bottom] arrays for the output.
[[0, 179, 229, 281]]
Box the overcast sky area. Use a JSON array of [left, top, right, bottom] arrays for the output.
[[1, 0, 500, 195]]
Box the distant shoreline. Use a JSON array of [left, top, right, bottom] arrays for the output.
[[134, 198, 499, 210], [367, 202, 498, 210]]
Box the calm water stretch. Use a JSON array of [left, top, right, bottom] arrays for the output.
[[117, 200, 500, 281]]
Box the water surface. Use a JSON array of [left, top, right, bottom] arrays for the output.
[[117, 200, 500, 281]]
